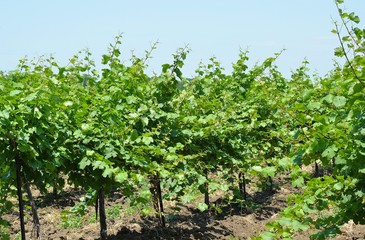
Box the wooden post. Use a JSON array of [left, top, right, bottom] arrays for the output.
[[156, 177, 166, 227], [24, 179, 40, 239], [98, 187, 107, 240], [204, 169, 209, 206], [238, 172, 247, 201], [12, 139, 26, 240]]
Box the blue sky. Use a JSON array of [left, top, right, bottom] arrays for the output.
[[0, 1, 363, 78]]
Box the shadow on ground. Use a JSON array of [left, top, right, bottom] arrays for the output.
[[107, 188, 282, 240]]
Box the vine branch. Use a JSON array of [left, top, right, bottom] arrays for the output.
[[334, 22, 364, 86]]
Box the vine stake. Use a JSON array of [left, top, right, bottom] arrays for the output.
[[12, 139, 26, 240], [98, 187, 107, 240]]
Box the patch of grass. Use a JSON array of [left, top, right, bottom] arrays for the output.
[[59, 200, 89, 229], [106, 204, 122, 221], [60, 210, 85, 229], [0, 228, 10, 240]]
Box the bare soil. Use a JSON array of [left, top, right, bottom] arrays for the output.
[[3, 175, 365, 240]]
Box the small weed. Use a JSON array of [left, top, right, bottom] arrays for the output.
[[59, 200, 88, 229], [106, 204, 121, 221], [0, 228, 10, 240], [60, 210, 84, 229]]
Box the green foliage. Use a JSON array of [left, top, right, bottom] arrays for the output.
[[106, 204, 122, 221], [258, 2, 365, 239], [1, 1, 364, 239], [60, 192, 96, 229], [0, 37, 304, 237], [0, 225, 10, 240], [60, 211, 85, 229]]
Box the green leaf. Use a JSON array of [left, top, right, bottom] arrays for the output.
[[108, 86, 121, 93], [306, 196, 316, 205], [115, 172, 128, 183], [0, 110, 10, 119], [102, 54, 111, 64], [182, 129, 192, 136], [292, 176, 304, 188], [182, 193, 196, 203], [333, 96, 346, 107], [291, 220, 309, 231], [81, 123, 91, 131], [307, 101, 321, 110], [92, 160, 106, 170], [197, 203, 208, 212], [116, 104, 124, 111], [126, 95, 137, 104], [183, 116, 197, 123], [262, 166, 276, 177], [361, 129, 365, 136], [348, 12, 360, 24], [105, 148, 117, 159], [73, 130, 83, 139], [34, 107, 42, 119], [323, 94, 334, 104], [166, 154, 178, 161], [142, 136, 153, 145], [197, 175, 207, 185], [79, 157, 91, 169], [252, 166, 262, 172], [128, 112, 139, 119], [260, 232, 277, 240], [113, 48, 121, 57], [335, 156, 346, 165], [103, 95, 111, 101], [322, 145, 338, 159], [86, 150, 95, 156], [141, 117, 149, 126], [159, 169, 170, 178], [278, 217, 309, 231], [102, 167, 114, 178], [334, 47, 344, 57], [64, 101, 73, 107], [23, 92, 38, 102], [130, 129, 138, 141], [162, 63, 170, 73], [9, 90, 22, 96], [333, 182, 343, 190], [210, 182, 221, 191], [174, 68, 183, 79]]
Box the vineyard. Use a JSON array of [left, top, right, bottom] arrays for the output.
[[1, 1, 365, 239]]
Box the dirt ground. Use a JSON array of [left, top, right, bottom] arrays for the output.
[[3, 175, 365, 240]]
